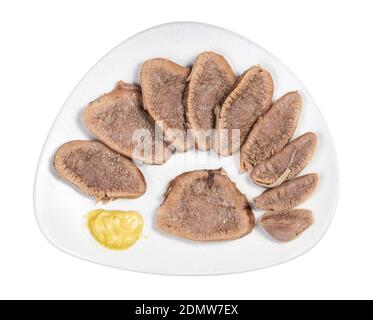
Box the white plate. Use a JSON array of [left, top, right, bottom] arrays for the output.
[[34, 22, 339, 275]]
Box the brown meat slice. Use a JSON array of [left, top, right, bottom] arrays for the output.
[[240, 91, 302, 172], [260, 209, 313, 242], [83, 81, 171, 165], [215, 65, 274, 156], [157, 169, 255, 241], [141, 58, 192, 152], [186, 52, 236, 150], [251, 132, 318, 188], [254, 173, 318, 211], [54, 140, 146, 200]]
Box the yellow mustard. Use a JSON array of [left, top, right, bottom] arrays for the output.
[[87, 209, 143, 250]]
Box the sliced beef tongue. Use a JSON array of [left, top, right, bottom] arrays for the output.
[[250, 132, 318, 188], [186, 52, 236, 151], [54, 140, 146, 201], [215, 65, 274, 156], [254, 173, 319, 211], [83, 81, 171, 165], [157, 169, 255, 241], [240, 91, 302, 172], [141, 58, 192, 152]]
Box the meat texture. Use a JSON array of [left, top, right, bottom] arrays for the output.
[[260, 209, 313, 242], [251, 132, 317, 187], [215, 65, 274, 156], [240, 91, 302, 172], [141, 58, 192, 152], [254, 173, 318, 211], [157, 169, 255, 241], [83, 81, 171, 165], [54, 140, 146, 200], [186, 52, 236, 150]]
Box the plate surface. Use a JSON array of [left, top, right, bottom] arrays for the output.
[[34, 22, 339, 275]]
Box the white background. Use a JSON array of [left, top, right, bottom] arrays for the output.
[[0, 0, 371, 300]]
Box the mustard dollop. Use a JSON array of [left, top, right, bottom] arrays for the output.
[[87, 209, 143, 250]]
